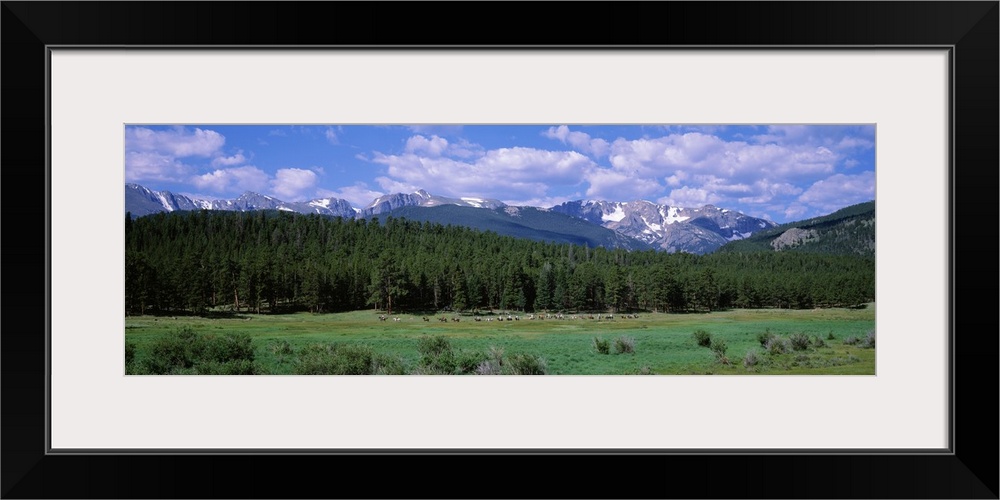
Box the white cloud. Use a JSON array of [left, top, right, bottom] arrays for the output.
[[318, 183, 385, 207], [659, 186, 723, 207], [374, 176, 420, 195], [608, 133, 838, 190], [543, 125, 610, 158], [372, 146, 595, 201], [126, 126, 225, 157], [784, 203, 809, 220], [211, 152, 247, 167], [404, 135, 484, 159], [270, 168, 318, 201], [797, 171, 875, 212], [405, 135, 449, 157], [502, 195, 578, 209], [191, 166, 269, 194], [584, 168, 662, 201], [125, 151, 191, 182], [325, 128, 339, 145]]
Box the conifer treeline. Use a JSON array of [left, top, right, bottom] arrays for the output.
[[125, 210, 875, 315]]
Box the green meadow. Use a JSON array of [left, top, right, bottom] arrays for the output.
[[124, 304, 875, 375]]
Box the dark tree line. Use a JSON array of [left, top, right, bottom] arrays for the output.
[[125, 210, 875, 316]]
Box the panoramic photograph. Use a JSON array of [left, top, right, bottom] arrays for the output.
[[124, 124, 876, 375]]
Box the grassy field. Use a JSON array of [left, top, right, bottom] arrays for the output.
[[124, 304, 876, 375]]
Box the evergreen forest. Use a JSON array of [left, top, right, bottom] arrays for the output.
[[125, 210, 875, 316]]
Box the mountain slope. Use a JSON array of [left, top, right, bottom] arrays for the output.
[[359, 189, 505, 217], [550, 200, 777, 254], [368, 204, 652, 251], [716, 201, 875, 256], [125, 183, 357, 218]]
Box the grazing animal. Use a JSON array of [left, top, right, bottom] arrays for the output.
[[423, 317, 430, 322], [393, 317, 401, 322]]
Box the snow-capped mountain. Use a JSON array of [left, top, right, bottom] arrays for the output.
[[125, 183, 357, 218], [549, 200, 777, 254], [127, 183, 776, 254], [359, 189, 505, 217]]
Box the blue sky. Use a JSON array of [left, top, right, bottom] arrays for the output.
[[125, 124, 875, 223]]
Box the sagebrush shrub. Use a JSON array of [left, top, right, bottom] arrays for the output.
[[592, 337, 610, 354], [843, 335, 861, 346], [503, 353, 547, 375], [757, 331, 776, 347], [693, 329, 712, 347], [789, 332, 811, 351], [293, 343, 377, 375], [743, 349, 759, 370], [614, 335, 636, 354], [142, 328, 257, 375], [861, 329, 876, 348], [710, 339, 727, 356], [765, 336, 790, 355], [270, 339, 294, 356], [475, 360, 503, 375], [455, 350, 489, 374], [417, 336, 457, 374], [125, 341, 136, 368]]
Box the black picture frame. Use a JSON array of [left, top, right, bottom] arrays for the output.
[[3, 2, 996, 498]]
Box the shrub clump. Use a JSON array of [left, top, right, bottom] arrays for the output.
[[711, 339, 730, 365], [142, 328, 258, 375], [743, 349, 760, 371], [125, 341, 136, 371], [270, 339, 294, 356], [614, 335, 636, 354], [860, 329, 876, 348], [765, 336, 791, 355], [417, 336, 457, 374], [757, 329, 775, 347], [294, 343, 378, 375], [843, 335, 861, 346], [693, 329, 712, 347], [811, 336, 827, 348], [789, 332, 811, 351], [503, 353, 548, 375], [592, 337, 611, 355]]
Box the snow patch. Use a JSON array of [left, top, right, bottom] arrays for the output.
[[640, 216, 663, 232], [662, 206, 689, 225], [602, 206, 626, 222], [727, 232, 752, 241], [277, 206, 294, 212], [461, 197, 484, 208], [310, 198, 331, 209], [156, 193, 174, 212]]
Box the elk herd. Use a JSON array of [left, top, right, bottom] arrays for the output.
[[378, 312, 640, 324]]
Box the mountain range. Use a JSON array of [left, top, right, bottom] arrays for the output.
[[126, 183, 791, 254]]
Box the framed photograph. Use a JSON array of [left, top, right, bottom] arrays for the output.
[[3, 2, 996, 498]]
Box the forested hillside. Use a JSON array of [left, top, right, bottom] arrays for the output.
[[125, 210, 875, 316], [718, 201, 875, 255]]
